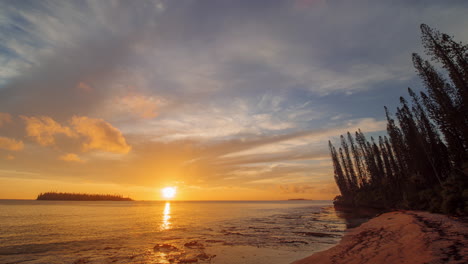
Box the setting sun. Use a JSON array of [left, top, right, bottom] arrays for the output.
[[161, 187, 176, 200]]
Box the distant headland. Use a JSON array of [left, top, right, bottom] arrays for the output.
[[36, 192, 133, 201]]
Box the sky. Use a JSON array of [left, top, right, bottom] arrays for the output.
[[0, 0, 467, 200]]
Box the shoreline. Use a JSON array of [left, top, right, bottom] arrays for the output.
[[292, 210, 468, 264]]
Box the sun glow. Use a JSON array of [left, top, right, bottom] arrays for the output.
[[161, 187, 176, 200], [161, 202, 171, 230]]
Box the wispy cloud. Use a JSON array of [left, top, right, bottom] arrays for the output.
[[114, 93, 165, 119], [59, 153, 84, 163]]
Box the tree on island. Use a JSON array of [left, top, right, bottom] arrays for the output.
[[330, 24, 468, 215], [37, 191, 133, 201]]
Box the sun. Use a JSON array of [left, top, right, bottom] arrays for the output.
[[161, 187, 176, 200]]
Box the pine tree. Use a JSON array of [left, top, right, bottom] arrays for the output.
[[420, 24, 468, 106], [385, 106, 407, 178], [341, 135, 358, 190], [371, 137, 385, 183], [348, 131, 364, 186], [408, 87, 448, 183], [330, 25, 467, 214], [413, 45, 467, 166], [329, 141, 348, 199]]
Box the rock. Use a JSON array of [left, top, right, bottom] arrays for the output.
[[293, 231, 338, 237], [153, 244, 179, 252], [179, 255, 198, 263], [184, 241, 204, 249], [197, 252, 212, 260], [205, 239, 225, 243], [73, 258, 89, 264], [280, 240, 309, 245]]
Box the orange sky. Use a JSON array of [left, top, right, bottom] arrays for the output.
[[0, 110, 384, 200], [1, 1, 464, 200]]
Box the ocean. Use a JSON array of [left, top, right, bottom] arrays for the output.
[[0, 200, 354, 264]]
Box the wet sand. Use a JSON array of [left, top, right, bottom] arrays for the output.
[[292, 211, 468, 264]]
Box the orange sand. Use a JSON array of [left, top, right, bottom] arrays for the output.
[[292, 211, 468, 264]]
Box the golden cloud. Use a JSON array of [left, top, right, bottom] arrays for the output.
[[0, 136, 24, 151], [0, 112, 12, 127], [59, 153, 84, 162], [20, 115, 130, 155], [21, 116, 75, 146], [77, 82, 93, 92], [71, 116, 131, 153], [118, 94, 160, 119]]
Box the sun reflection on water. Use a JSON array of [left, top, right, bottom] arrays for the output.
[[161, 202, 171, 230]]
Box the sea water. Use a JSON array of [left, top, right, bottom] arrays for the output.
[[0, 200, 352, 264]]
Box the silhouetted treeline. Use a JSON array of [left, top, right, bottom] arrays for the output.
[[37, 192, 133, 201], [330, 24, 468, 215]]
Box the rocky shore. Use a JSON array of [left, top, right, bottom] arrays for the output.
[[292, 211, 468, 264]]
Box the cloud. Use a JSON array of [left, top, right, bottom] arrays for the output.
[[0, 113, 12, 127], [199, 117, 387, 160], [59, 153, 84, 163], [0, 136, 24, 151], [116, 94, 163, 119], [170, 117, 385, 187], [213, 150, 327, 168], [77, 82, 93, 92], [132, 97, 305, 142], [71, 116, 131, 153], [0, 2, 153, 119], [20, 115, 130, 155], [21, 116, 75, 146]]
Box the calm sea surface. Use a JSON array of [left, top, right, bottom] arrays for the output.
[[0, 200, 353, 264]]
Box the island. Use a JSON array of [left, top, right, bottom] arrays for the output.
[[36, 192, 133, 201]]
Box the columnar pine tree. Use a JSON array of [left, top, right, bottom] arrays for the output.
[[329, 25, 468, 214], [348, 132, 364, 186]]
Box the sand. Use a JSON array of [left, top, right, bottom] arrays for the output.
[[292, 211, 468, 264]]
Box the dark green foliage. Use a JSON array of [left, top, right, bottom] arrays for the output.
[[440, 170, 468, 215], [331, 25, 468, 215], [37, 191, 133, 201]]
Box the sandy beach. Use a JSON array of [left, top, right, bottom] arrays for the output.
[[292, 211, 468, 264]]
